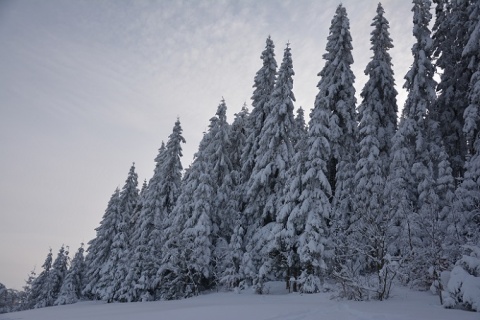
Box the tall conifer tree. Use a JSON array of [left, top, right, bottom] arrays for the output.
[[159, 101, 231, 298], [45, 245, 69, 306], [218, 105, 250, 288], [386, 0, 455, 291], [276, 105, 331, 293], [432, 0, 473, 179], [29, 249, 53, 308], [55, 244, 86, 305], [313, 4, 357, 275], [120, 144, 164, 302], [228, 37, 278, 289], [462, 1, 480, 156], [124, 120, 185, 301], [243, 43, 296, 292], [350, 3, 398, 300], [454, 1, 480, 247], [83, 189, 120, 300], [104, 164, 139, 301], [241, 36, 278, 181]]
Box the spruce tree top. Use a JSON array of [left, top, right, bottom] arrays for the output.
[[252, 36, 277, 109], [358, 3, 397, 153], [403, 0, 436, 122], [250, 36, 278, 129], [315, 4, 356, 160], [320, 5, 354, 78], [270, 43, 295, 109]]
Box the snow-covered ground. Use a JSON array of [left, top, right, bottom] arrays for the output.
[[1, 282, 478, 320]]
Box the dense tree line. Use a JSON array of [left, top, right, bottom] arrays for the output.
[[5, 0, 480, 314]]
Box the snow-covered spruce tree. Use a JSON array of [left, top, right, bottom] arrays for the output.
[[95, 164, 139, 302], [132, 178, 148, 224], [453, 139, 480, 252], [124, 120, 185, 302], [241, 36, 277, 183], [30, 246, 69, 308], [0, 283, 9, 314], [273, 118, 307, 293], [180, 165, 216, 297], [18, 268, 36, 310], [409, 0, 455, 295], [290, 71, 335, 293], [147, 120, 186, 300], [120, 143, 165, 302], [55, 244, 86, 305], [463, 1, 480, 158], [272, 105, 329, 294], [312, 4, 356, 284], [159, 101, 231, 299], [124, 178, 147, 252], [0, 283, 8, 314], [90, 165, 138, 302], [328, 5, 357, 250], [386, 0, 455, 294], [432, 0, 474, 180], [0, 283, 20, 314], [158, 163, 201, 300], [181, 100, 232, 295], [243, 43, 296, 293], [387, 0, 435, 277], [276, 98, 332, 294], [118, 164, 140, 242], [443, 245, 480, 312], [43, 245, 69, 306], [292, 107, 307, 150], [228, 104, 249, 173], [348, 3, 398, 301], [29, 249, 52, 308], [417, 136, 456, 301], [454, 5, 480, 247], [219, 105, 250, 289], [152, 119, 186, 248], [206, 100, 233, 241], [83, 188, 120, 300], [272, 106, 307, 293], [444, 10, 480, 292], [232, 38, 277, 288]]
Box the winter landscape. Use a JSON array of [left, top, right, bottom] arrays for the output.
[[2, 0, 480, 318], [1, 283, 479, 320]]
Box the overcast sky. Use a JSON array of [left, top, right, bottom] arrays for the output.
[[0, 0, 416, 290]]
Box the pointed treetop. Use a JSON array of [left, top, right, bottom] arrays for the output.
[[169, 119, 186, 148], [403, 0, 436, 121], [140, 179, 148, 194], [154, 141, 166, 164], [123, 163, 138, 186], [295, 107, 306, 134], [411, 0, 433, 50], [251, 36, 278, 112], [272, 43, 295, 105], [263, 36, 276, 60], [296, 107, 305, 124], [321, 4, 354, 77], [216, 98, 228, 123], [129, 162, 136, 173], [370, 3, 394, 53], [358, 2, 397, 146]]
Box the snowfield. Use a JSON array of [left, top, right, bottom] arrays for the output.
[[1, 283, 478, 320]]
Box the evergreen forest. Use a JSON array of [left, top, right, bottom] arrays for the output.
[[3, 0, 480, 314]]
